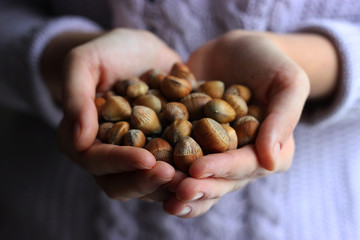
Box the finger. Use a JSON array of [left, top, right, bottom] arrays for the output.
[[256, 67, 309, 170], [95, 161, 175, 200], [140, 171, 188, 202], [62, 46, 100, 152], [189, 142, 293, 180], [163, 195, 219, 218], [79, 143, 157, 175], [175, 177, 250, 202]]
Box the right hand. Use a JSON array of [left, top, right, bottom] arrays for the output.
[[56, 29, 183, 201]]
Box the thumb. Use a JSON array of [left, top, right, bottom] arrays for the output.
[[255, 70, 309, 171], [62, 49, 99, 152]]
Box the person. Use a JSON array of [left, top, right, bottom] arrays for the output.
[[1, 0, 360, 239]]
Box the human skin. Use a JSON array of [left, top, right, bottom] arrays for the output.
[[41, 29, 338, 217]]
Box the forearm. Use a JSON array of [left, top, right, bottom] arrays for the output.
[[264, 32, 339, 100]]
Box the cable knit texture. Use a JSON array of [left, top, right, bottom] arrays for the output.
[[1, 0, 360, 240]]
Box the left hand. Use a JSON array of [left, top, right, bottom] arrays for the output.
[[163, 30, 310, 218]]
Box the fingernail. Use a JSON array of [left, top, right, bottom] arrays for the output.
[[198, 173, 213, 178], [274, 143, 281, 160], [189, 192, 204, 201], [176, 206, 191, 216]]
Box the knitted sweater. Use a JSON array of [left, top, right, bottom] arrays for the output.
[[1, 0, 360, 239]]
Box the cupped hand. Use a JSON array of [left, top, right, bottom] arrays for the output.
[[163, 30, 310, 217], [57, 29, 182, 201]]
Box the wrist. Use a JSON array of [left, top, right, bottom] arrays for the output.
[[40, 31, 103, 104], [262, 32, 339, 100]]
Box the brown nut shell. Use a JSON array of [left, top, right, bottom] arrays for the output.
[[197, 81, 225, 99], [204, 99, 236, 123], [247, 104, 264, 122], [133, 94, 162, 114], [166, 119, 192, 145], [140, 69, 166, 89], [162, 102, 189, 122], [224, 84, 252, 103], [192, 118, 229, 153], [98, 122, 114, 143], [160, 75, 192, 100], [131, 105, 162, 135], [101, 95, 132, 122], [170, 62, 197, 89], [232, 115, 259, 146], [107, 121, 130, 145], [180, 92, 212, 120], [145, 138, 173, 164], [114, 77, 140, 96], [223, 94, 248, 119], [123, 129, 146, 147], [221, 124, 238, 150], [174, 136, 203, 173], [126, 81, 149, 99]]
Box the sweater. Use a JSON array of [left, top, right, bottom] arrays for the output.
[[1, 0, 360, 239]]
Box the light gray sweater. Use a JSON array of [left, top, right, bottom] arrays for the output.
[[1, 0, 360, 239]]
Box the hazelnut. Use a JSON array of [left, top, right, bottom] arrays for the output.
[[131, 105, 162, 136], [145, 138, 173, 164], [140, 68, 166, 89], [123, 129, 146, 147], [101, 95, 131, 122], [232, 115, 259, 146], [170, 62, 197, 89], [114, 77, 140, 96], [192, 118, 229, 153], [203, 99, 236, 123], [107, 121, 130, 145], [160, 75, 192, 100], [221, 124, 238, 150], [162, 102, 189, 122], [174, 136, 203, 173], [197, 81, 224, 99], [133, 94, 162, 114], [180, 92, 212, 120], [98, 122, 114, 143], [126, 81, 149, 99], [166, 119, 192, 145], [224, 84, 252, 103], [223, 94, 248, 119]]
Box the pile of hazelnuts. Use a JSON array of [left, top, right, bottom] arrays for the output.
[[95, 62, 263, 173]]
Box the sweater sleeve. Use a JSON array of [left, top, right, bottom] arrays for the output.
[[292, 20, 360, 128], [0, 1, 102, 128]]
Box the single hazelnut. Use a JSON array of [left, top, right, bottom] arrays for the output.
[[169, 62, 197, 89], [224, 84, 252, 103], [180, 92, 212, 120], [101, 95, 131, 122], [107, 121, 130, 145], [160, 75, 192, 100], [203, 99, 236, 123], [232, 115, 259, 146], [192, 118, 229, 153], [166, 119, 192, 146], [145, 138, 173, 164], [223, 94, 248, 119], [123, 129, 146, 147], [126, 81, 149, 99], [133, 94, 162, 114], [131, 105, 162, 136], [197, 81, 225, 99], [162, 102, 189, 122], [174, 136, 203, 173], [140, 68, 166, 89], [114, 77, 140, 96], [98, 122, 114, 143], [221, 124, 238, 150]]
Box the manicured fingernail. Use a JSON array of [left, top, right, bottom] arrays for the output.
[[274, 143, 281, 160], [176, 206, 191, 216], [189, 192, 204, 201], [198, 173, 213, 178]]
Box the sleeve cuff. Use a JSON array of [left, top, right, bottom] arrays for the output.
[[29, 16, 102, 127], [293, 20, 360, 128]]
